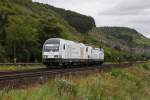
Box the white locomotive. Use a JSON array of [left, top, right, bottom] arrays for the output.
[[42, 38, 104, 67]]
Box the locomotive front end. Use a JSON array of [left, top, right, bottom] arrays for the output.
[[42, 38, 62, 66]]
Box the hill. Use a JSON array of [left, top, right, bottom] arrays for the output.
[[0, 0, 85, 62], [47, 5, 96, 33], [88, 27, 150, 61], [0, 0, 149, 62]]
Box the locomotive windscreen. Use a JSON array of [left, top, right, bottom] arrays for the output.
[[45, 39, 60, 45], [43, 39, 60, 52]]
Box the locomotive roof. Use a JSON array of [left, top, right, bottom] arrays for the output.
[[46, 38, 77, 43], [46, 38, 64, 41], [45, 38, 102, 49]]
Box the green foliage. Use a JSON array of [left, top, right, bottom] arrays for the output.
[[111, 68, 132, 81], [0, 45, 6, 62], [0, 65, 45, 71], [90, 27, 150, 47], [0, 63, 150, 100], [111, 68, 123, 77], [142, 63, 150, 70], [89, 27, 150, 62], [0, 0, 83, 62], [56, 79, 78, 97], [0, 0, 149, 62], [49, 6, 96, 33]]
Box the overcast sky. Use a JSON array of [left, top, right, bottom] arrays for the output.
[[33, 0, 150, 38]]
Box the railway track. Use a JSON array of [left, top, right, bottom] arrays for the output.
[[0, 62, 144, 81], [0, 67, 98, 81]]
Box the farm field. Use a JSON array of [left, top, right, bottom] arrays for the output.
[[0, 62, 150, 100]]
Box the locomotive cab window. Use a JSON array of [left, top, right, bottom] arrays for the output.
[[43, 39, 60, 52], [86, 47, 88, 52], [44, 45, 59, 52], [63, 44, 65, 50]]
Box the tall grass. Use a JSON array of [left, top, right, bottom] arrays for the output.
[[0, 62, 150, 100], [0, 65, 46, 71]]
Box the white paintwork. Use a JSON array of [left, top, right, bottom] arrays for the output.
[[42, 38, 104, 61], [85, 46, 92, 59], [90, 48, 104, 60]]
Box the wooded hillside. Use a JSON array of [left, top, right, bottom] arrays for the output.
[[0, 0, 149, 62]]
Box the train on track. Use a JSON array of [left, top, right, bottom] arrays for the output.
[[42, 38, 104, 67]]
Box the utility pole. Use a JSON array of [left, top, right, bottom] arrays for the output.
[[99, 31, 103, 49], [129, 35, 133, 65], [13, 41, 16, 63]]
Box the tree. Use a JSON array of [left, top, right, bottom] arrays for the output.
[[38, 18, 63, 45], [5, 15, 39, 62]]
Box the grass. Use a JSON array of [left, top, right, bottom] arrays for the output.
[[0, 65, 46, 71], [0, 62, 150, 100]]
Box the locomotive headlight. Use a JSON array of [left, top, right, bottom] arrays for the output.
[[43, 55, 48, 58], [59, 55, 62, 58], [54, 55, 62, 58], [54, 55, 59, 58]]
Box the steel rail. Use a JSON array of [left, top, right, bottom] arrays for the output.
[[0, 62, 147, 81]]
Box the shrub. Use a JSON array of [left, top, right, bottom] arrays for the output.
[[111, 68, 131, 81], [56, 79, 78, 98], [111, 68, 122, 77], [142, 64, 150, 70]]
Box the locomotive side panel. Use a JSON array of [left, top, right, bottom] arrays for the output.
[[86, 46, 93, 59], [70, 42, 81, 59], [91, 48, 100, 59], [99, 49, 104, 61]]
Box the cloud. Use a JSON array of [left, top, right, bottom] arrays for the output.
[[100, 0, 150, 15], [100, 9, 150, 15], [33, 0, 150, 38], [116, 0, 150, 11]]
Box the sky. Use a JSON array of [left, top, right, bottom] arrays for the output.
[[33, 0, 150, 38]]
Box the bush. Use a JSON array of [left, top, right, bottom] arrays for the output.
[[142, 64, 150, 70], [56, 79, 78, 97], [111, 68, 131, 81], [111, 68, 122, 77]]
